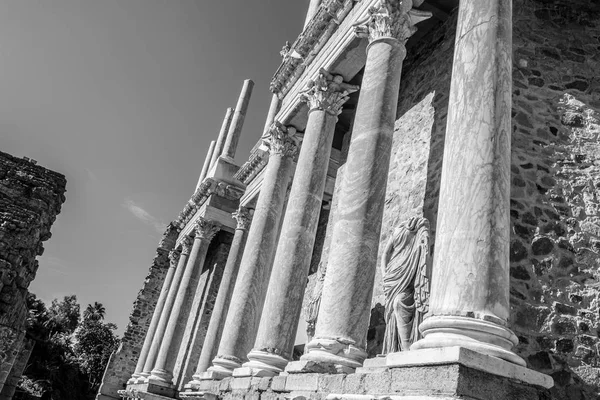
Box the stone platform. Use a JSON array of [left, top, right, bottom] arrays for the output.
[[181, 347, 553, 400]]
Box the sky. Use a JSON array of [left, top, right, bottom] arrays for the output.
[[0, 0, 307, 334]]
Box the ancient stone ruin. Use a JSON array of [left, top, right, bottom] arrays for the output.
[[97, 0, 600, 399], [0, 150, 66, 400]]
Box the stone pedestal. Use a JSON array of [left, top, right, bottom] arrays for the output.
[[149, 219, 220, 385], [185, 208, 252, 387], [410, 0, 522, 366], [129, 249, 182, 383], [301, 1, 430, 371], [207, 122, 299, 378], [241, 71, 358, 377]]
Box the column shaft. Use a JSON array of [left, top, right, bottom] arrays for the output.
[[302, 2, 426, 369], [187, 208, 252, 384], [222, 80, 254, 159], [411, 0, 524, 367], [196, 141, 216, 191], [129, 249, 181, 382], [149, 219, 220, 384], [244, 71, 357, 376], [140, 239, 192, 378], [262, 94, 281, 136], [208, 123, 298, 378], [210, 108, 234, 168]]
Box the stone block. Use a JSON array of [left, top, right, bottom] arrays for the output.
[[220, 378, 233, 391], [317, 374, 345, 393], [231, 377, 252, 391], [284, 374, 319, 392], [258, 377, 272, 391], [271, 375, 288, 392], [362, 371, 391, 394], [342, 373, 365, 394]]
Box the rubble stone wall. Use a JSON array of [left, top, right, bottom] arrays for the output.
[[508, 1, 600, 399], [96, 224, 178, 400], [0, 151, 66, 394]]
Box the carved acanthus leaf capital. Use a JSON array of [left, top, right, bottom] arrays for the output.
[[194, 218, 221, 241], [261, 121, 300, 158], [353, 0, 432, 44], [300, 69, 359, 116], [168, 248, 181, 267], [180, 236, 194, 255], [232, 207, 252, 231]]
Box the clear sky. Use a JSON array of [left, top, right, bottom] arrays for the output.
[[1, 0, 307, 334]]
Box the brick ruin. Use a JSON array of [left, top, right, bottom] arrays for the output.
[[0, 150, 66, 400]]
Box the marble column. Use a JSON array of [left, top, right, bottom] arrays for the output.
[[206, 122, 299, 379], [301, 1, 430, 369], [303, 0, 321, 29], [129, 248, 182, 383], [139, 237, 193, 381], [410, 0, 524, 367], [149, 218, 221, 384], [262, 94, 281, 136], [210, 108, 235, 168], [196, 141, 216, 191], [243, 71, 358, 376], [222, 79, 255, 160], [186, 207, 252, 385]]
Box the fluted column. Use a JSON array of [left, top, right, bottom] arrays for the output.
[[210, 108, 235, 168], [222, 80, 255, 160], [139, 237, 193, 380], [302, 1, 430, 369], [149, 218, 221, 384], [186, 208, 253, 386], [243, 71, 358, 376], [207, 122, 299, 379], [410, 0, 524, 367], [129, 248, 182, 383]]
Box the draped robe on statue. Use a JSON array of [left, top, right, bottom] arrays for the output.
[[381, 217, 430, 354]]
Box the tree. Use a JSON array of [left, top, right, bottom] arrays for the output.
[[46, 295, 80, 335], [83, 302, 106, 322]]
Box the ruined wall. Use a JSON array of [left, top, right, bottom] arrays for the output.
[[96, 224, 178, 400], [0, 151, 66, 394], [508, 1, 600, 399]]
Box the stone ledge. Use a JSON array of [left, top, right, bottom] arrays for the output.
[[386, 346, 553, 389]]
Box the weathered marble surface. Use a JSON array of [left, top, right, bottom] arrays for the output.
[[197, 141, 216, 191], [411, 0, 523, 367], [149, 219, 220, 384], [303, 0, 321, 29], [302, 1, 418, 369], [129, 249, 181, 382], [188, 208, 252, 384], [210, 108, 234, 168], [222, 80, 254, 160], [244, 71, 358, 376], [140, 237, 192, 379], [209, 123, 298, 377]]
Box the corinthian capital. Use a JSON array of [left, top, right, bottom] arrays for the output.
[[180, 236, 193, 255], [354, 0, 431, 44], [261, 121, 299, 158], [300, 69, 359, 116], [194, 218, 221, 241], [232, 207, 252, 231], [168, 248, 181, 267]]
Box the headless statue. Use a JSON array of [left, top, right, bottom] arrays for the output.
[[381, 216, 430, 354]]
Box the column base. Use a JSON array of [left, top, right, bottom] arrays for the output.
[[147, 368, 174, 385], [236, 350, 288, 377], [205, 355, 243, 380], [300, 336, 367, 370], [411, 315, 526, 367]]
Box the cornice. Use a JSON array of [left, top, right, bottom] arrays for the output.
[[233, 148, 269, 185], [269, 0, 354, 96], [173, 177, 244, 230]]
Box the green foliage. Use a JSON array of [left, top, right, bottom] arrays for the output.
[[19, 294, 119, 400]]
